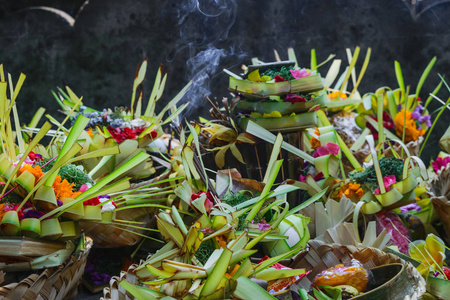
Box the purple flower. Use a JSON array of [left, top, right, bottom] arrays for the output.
[[414, 105, 425, 115], [251, 220, 270, 231], [22, 210, 45, 219], [57, 200, 63, 206], [411, 105, 432, 127], [400, 203, 422, 213], [257, 220, 271, 231], [88, 272, 112, 285]]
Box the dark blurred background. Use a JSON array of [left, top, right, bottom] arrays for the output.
[[0, 0, 449, 163]]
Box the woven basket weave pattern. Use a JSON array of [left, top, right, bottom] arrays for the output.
[[81, 173, 170, 248], [290, 241, 426, 300], [0, 237, 93, 300]]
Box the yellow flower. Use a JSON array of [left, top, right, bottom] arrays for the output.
[[53, 175, 81, 199], [394, 109, 425, 142], [409, 234, 445, 276]]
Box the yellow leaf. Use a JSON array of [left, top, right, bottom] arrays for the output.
[[251, 112, 263, 118], [247, 69, 263, 82], [214, 146, 230, 169], [263, 111, 282, 118], [230, 143, 245, 164], [208, 127, 237, 143], [237, 133, 256, 144]]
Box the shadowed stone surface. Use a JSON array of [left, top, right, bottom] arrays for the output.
[[0, 2, 449, 166]]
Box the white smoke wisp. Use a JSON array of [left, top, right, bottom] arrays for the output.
[[164, 0, 240, 120], [181, 46, 227, 118]]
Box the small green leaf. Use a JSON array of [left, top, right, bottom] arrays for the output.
[[416, 56, 436, 99], [233, 276, 276, 300], [119, 280, 159, 300], [199, 247, 232, 297]]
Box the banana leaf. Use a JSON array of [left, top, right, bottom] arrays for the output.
[[229, 74, 323, 97], [235, 94, 326, 115], [239, 111, 318, 133]]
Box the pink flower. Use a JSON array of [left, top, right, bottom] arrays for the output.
[[78, 184, 90, 193], [374, 175, 397, 195], [432, 156, 450, 173], [290, 69, 310, 79], [377, 211, 410, 254], [299, 174, 306, 182], [312, 142, 340, 158], [201, 227, 214, 235], [299, 172, 324, 182], [257, 220, 271, 231]]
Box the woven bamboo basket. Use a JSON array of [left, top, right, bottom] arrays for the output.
[[101, 263, 140, 300], [290, 240, 426, 300], [430, 165, 450, 242], [81, 172, 170, 248], [0, 236, 93, 300]]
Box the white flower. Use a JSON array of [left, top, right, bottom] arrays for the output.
[[99, 196, 115, 213], [129, 118, 149, 128]]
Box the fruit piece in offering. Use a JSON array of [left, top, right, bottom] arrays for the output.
[[312, 259, 368, 292]]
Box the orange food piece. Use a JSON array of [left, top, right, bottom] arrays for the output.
[[312, 264, 368, 292]]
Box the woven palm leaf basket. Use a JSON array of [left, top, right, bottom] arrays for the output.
[[0, 235, 93, 300], [81, 172, 171, 248], [101, 263, 141, 300], [290, 240, 426, 300], [430, 165, 450, 241]]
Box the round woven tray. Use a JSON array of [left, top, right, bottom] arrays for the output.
[[0, 236, 93, 300], [290, 240, 426, 300], [81, 172, 170, 248]]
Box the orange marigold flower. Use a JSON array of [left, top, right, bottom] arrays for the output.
[[394, 109, 426, 143], [0, 204, 6, 221], [215, 235, 227, 248], [53, 175, 81, 199], [86, 127, 94, 138], [19, 164, 43, 183], [310, 128, 321, 149], [344, 183, 364, 199], [225, 264, 240, 279], [336, 183, 349, 199], [329, 91, 348, 100], [335, 182, 364, 200]]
